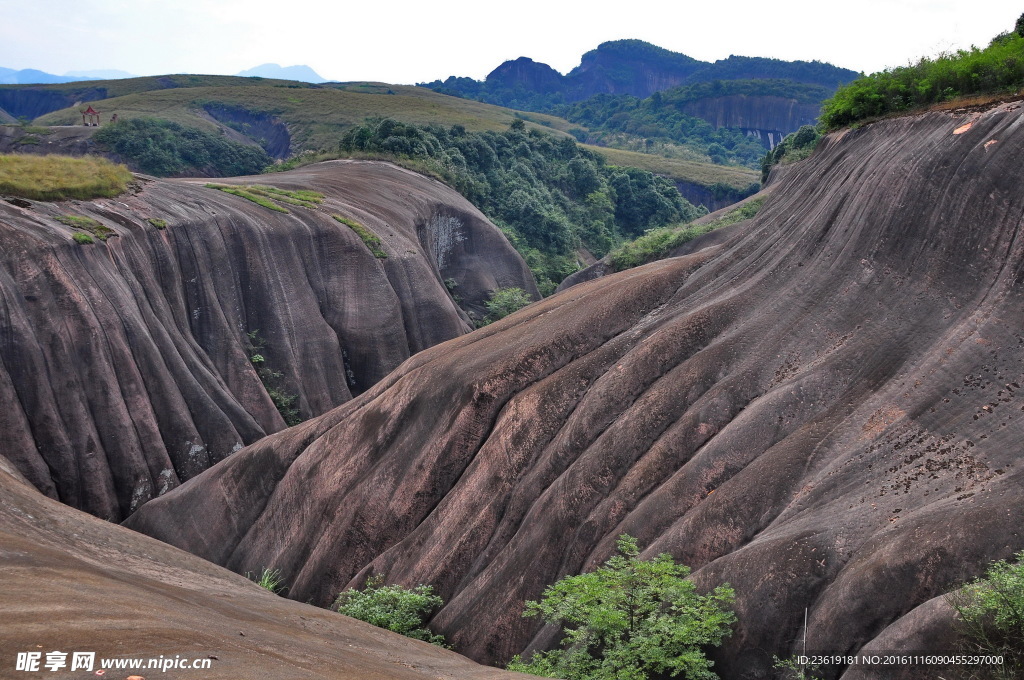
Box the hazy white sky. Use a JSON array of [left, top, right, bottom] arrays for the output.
[[1, 0, 1021, 82]]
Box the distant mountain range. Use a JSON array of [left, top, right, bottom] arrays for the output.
[[0, 64, 325, 85], [235, 63, 326, 83], [421, 39, 859, 110], [0, 67, 121, 85]]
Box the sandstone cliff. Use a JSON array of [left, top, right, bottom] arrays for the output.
[[0, 160, 537, 520], [126, 102, 1024, 678]]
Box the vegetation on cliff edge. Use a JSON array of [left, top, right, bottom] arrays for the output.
[[821, 17, 1024, 129]]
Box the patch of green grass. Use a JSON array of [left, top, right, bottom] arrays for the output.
[[0, 154, 132, 201], [72, 232, 95, 244], [333, 215, 387, 258], [247, 184, 323, 208], [608, 197, 765, 271], [206, 183, 323, 213], [55, 214, 115, 241], [15, 135, 40, 145], [205, 183, 289, 213], [248, 567, 285, 594], [147, 217, 167, 229]]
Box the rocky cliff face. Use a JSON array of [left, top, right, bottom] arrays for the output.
[[0, 86, 107, 120], [0, 160, 537, 521], [126, 103, 1024, 678], [682, 94, 821, 148]]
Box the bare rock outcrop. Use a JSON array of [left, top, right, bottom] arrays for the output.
[[0, 160, 537, 520], [0, 454, 535, 680], [126, 103, 1024, 678]]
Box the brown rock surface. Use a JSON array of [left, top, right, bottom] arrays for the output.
[[0, 160, 536, 520], [0, 455, 535, 680], [127, 104, 1024, 678]]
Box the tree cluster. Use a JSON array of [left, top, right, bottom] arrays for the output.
[[94, 117, 272, 177], [339, 119, 704, 292]]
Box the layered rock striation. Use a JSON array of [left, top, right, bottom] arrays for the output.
[[0, 454, 535, 680], [127, 104, 1024, 678], [0, 160, 536, 520]]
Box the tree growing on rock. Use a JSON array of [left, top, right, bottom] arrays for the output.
[[507, 535, 736, 680]]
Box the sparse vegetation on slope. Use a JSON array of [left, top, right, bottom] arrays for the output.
[[94, 118, 272, 176], [0, 154, 131, 200], [205, 183, 323, 213], [821, 17, 1024, 129], [333, 215, 387, 258], [55, 214, 115, 241]]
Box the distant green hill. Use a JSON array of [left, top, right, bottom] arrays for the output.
[[3, 74, 753, 195]]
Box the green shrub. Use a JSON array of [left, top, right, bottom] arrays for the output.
[[56, 215, 115, 241], [333, 215, 387, 258], [947, 551, 1024, 677], [334, 576, 446, 646], [507, 535, 735, 680], [147, 217, 167, 229], [72, 233, 95, 245], [483, 287, 533, 323]]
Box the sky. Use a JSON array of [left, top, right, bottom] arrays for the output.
[[1, 0, 1021, 83]]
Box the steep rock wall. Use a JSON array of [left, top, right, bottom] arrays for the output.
[[682, 94, 820, 148], [126, 104, 1024, 678], [0, 160, 537, 520]]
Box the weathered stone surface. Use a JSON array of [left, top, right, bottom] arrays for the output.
[[0, 160, 536, 520], [0, 455, 538, 680], [127, 104, 1024, 678]]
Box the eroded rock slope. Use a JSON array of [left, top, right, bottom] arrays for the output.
[[0, 454, 535, 680], [0, 160, 537, 520], [127, 104, 1024, 678]]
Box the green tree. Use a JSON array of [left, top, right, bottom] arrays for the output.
[[334, 575, 446, 646], [484, 287, 533, 323], [507, 535, 736, 680], [947, 551, 1024, 678]]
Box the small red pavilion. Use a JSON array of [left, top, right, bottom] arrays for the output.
[[81, 105, 100, 126]]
